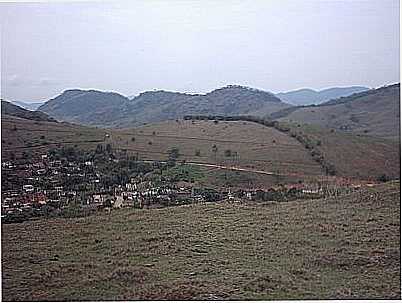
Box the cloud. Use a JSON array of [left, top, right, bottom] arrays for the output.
[[37, 78, 59, 86], [7, 74, 25, 87], [4, 75, 59, 87]]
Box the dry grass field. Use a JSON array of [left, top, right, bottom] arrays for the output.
[[286, 123, 400, 180], [2, 116, 399, 185], [2, 181, 400, 301], [1, 115, 106, 159], [112, 120, 324, 176]]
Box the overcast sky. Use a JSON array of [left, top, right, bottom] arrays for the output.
[[0, 0, 399, 102]]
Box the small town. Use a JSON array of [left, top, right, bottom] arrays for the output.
[[2, 143, 367, 224]]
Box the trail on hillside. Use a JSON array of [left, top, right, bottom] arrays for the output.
[[140, 159, 312, 178]]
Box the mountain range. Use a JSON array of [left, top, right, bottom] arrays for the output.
[[4, 83, 398, 141], [38, 85, 291, 128], [276, 86, 369, 106]]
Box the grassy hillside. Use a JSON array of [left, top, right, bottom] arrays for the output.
[[1, 115, 105, 160], [112, 120, 324, 177], [111, 119, 399, 180], [273, 122, 400, 180], [3, 115, 399, 184], [273, 84, 400, 140], [2, 181, 400, 300]]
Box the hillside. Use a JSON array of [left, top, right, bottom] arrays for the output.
[[38, 86, 291, 128], [2, 114, 399, 183], [276, 86, 369, 106], [1, 100, 56, 122], [272, 84, 400, 140], [109, 118, 399, 181], [1, 115, 105, 160], [113, 119, 324, 176], [38, 89, 130, 126], [273, 122, 400, 180], [2, 181, 400, 300]]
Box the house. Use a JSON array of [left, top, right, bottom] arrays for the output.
[[23, 185, 34, 193], [33, 193, 47, 205]]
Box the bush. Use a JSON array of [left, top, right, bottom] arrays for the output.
[[324, 163, 336, 176], [377, 174, 391, 182], [224, 149, 232, 157]]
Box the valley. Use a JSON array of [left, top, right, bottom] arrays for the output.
[[1, 83, 400, 301]]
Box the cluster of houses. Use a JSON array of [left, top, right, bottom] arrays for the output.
[[1, 153, 222, 219], [2, 155, 98, 216], [2, 149, 369, 222]]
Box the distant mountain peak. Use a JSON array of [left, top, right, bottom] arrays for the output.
[[2, 100, 56, 122], [39, 85, 290, 127], [276, 85, 369, 106]]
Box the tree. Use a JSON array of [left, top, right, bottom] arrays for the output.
[[106, 143, 113, 154], [377, 174, 391, 182], [95, 144, 103, 154], [224, 149, 232, 157], [195, 149, 201, 157], [212, 144, 218, 162], [167, 147, 180, 166]]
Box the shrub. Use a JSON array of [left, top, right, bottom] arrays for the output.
[[224, 149, 232, 157], [377, 174, 391, 182]]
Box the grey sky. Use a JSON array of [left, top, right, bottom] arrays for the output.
[[0, 0, 399, 102]]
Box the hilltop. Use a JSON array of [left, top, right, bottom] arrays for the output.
[[37, 89, 129, 126], [276, 86, 369, 106], [38, 86, 291, 128], [270, 84, 400, 140]]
